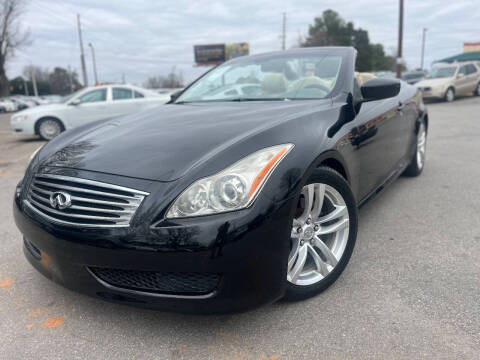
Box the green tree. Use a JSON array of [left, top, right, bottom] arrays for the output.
[[49, 67, 80, 95], [301, 10, 394, 72], [0, 0, 31, 97]]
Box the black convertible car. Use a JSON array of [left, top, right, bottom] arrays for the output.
[[14, 47, 428, 313]]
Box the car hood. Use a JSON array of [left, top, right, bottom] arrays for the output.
[[415, 78, 452, 88], [39, 101, 330, 181]]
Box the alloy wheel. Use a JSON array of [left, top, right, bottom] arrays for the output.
[[416, 123, 426, 169], [288, 183, 349, 286], [39, 120, 61, 140], [446, 88, 454, 102]]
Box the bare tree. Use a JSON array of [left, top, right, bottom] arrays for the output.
[[0, 0, 31, 97]]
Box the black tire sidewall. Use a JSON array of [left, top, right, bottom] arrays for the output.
[[403, 119, 426, 177], [284, 166, 358, 300]]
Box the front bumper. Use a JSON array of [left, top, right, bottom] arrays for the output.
[[10, 116, 35, 135], [14, 178, 295, 313], [418, 87, 446, 100]]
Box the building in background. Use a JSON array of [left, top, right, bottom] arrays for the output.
[[464, 42, 480, 53]]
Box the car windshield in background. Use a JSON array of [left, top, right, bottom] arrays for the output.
[[60, 89, 83, 103], [402, 72, 423, 80], [426, 67, 456, 79], [176, 54, 342, 103]]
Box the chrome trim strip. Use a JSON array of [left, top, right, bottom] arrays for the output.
[[35, 174, 149, 196], [34, 180, 143, 201], [86, 267, 217, 300]]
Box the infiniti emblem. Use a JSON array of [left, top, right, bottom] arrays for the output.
[[49, 191, 72, 210]]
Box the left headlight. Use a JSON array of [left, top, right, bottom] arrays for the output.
[[166, 143, 294, 218]]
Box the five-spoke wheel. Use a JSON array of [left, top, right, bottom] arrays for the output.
[[285, 167, 357, 300]]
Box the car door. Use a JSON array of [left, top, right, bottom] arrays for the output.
[[465, 64, 479, 92], [455, 65, 469, 95], [111, 87, 137, 117], [67, 88, 110, 128], [350, 80, 407, 200]]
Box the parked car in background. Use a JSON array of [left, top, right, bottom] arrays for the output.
[[372, 71, 397, 79], [401, 70, 426, 84], [0, 98, 16, 112], [10, 84, 168, 140], [415, 61, 480, 102]]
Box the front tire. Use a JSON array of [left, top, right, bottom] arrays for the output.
[[284, 167, 358, 300], [445, 87, 455, 102], [474, 83, 480, 96], [37, 118, 63, 140]]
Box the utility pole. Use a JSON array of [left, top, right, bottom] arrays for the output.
[[396, 0, 404, 79], [22, 77, 29, 96], [77, 14, 88, 87], [420, 28, 427, 70], [122, 73, 125, 84], [67, 65, 74, 93], [88, 43, 98, 85], [281, 12, 286, 50], [31, 68, 38, 97]]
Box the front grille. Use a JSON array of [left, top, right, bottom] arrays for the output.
[[89, 267, 220, 295], [24, 174, 148, 228]]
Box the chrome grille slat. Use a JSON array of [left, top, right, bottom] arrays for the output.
[[30, 192, 134, 215], [29, 198, 131, 222], [25, 174, 149, 228], [34, 180, 139, 201], [31, 185, 140, 208]]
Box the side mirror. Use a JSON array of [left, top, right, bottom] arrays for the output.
[[169, 90, 182, 103], [457, 73, 465, 79], [69, 99, 81, 106], [361, 78, 401, 102]]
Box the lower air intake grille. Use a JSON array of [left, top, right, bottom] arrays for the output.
[[89, 267, 220, 295]]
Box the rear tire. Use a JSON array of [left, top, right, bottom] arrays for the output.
[[403, 120, 427, 177], [474, 83, 480, 96], [444, 87, 455, 102], [37, 118, 64, 141], [284, 167, 358, 301]]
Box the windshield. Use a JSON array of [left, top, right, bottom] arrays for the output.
[[426, 67, 456, 79], [402, 72, 423, 80], [176, 54, 343, 103], [61, 89, 83, 103]]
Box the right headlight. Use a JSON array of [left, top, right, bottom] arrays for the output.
[[166, 143, 294, 218]]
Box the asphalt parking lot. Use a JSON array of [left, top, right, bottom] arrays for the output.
[[1, 97, 479, 360]]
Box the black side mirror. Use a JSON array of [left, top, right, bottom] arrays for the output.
[[169, 90, 183, 103], [361, 78, 401, 102]]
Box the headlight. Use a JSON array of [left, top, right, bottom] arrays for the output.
[[12, 114, 28, 122], [166, 144, 294, 218]]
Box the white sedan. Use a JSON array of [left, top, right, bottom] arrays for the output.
[[10, 84, 170, 140]]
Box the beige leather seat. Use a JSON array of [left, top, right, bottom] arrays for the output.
[[261, 73, 287, 95], [354, 72, 376, 86]]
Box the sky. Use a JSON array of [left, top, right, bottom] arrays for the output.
[[7, 0, 480, 86]]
